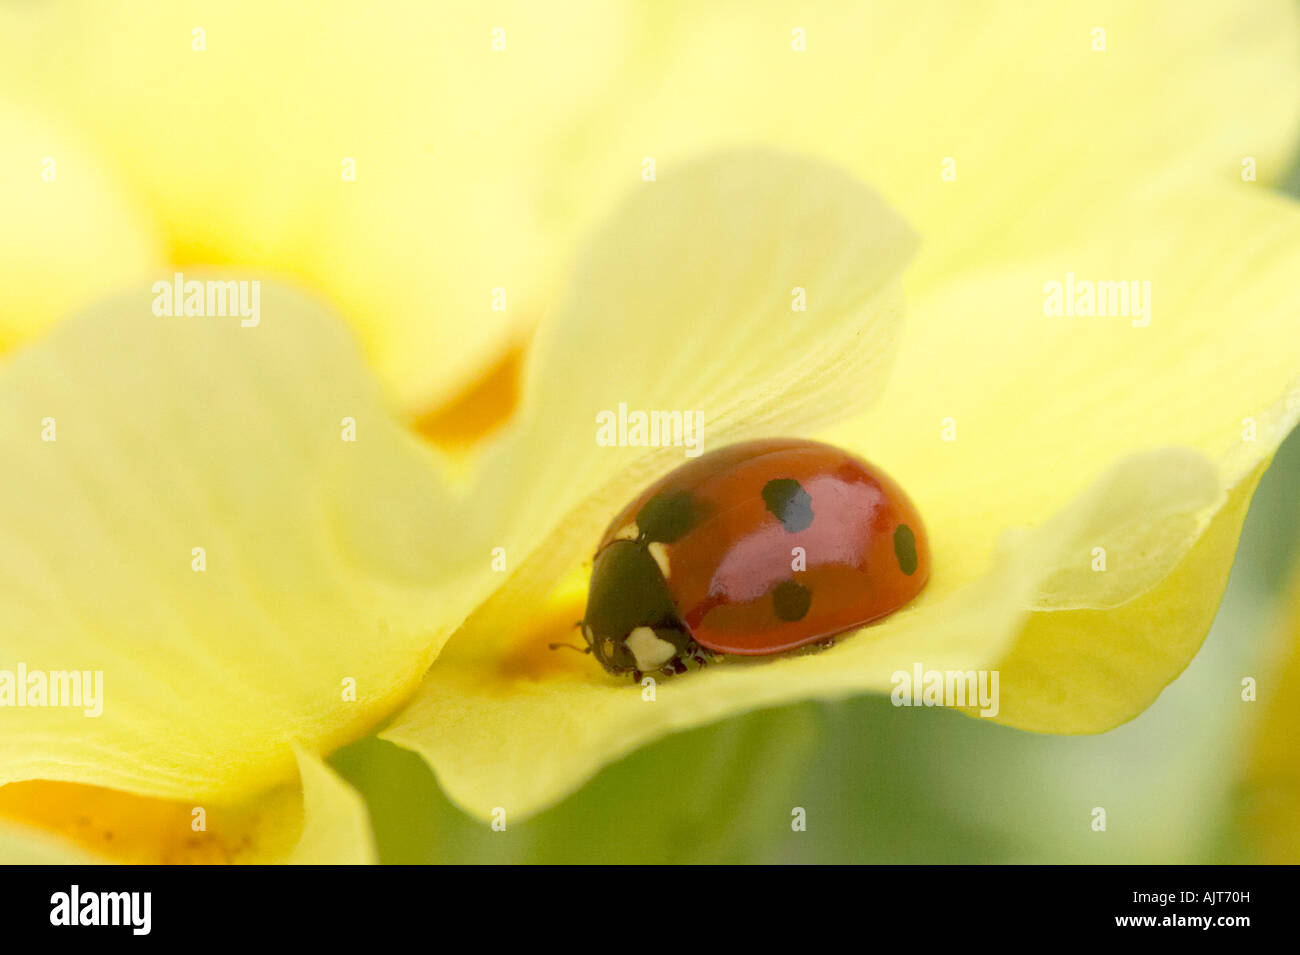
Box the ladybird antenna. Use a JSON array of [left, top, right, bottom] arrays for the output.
[[548, 641, 591, 654]]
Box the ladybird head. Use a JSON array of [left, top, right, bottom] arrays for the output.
[[581, 539, 691, 676]]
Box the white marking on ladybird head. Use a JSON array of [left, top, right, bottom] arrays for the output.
[[615, 522, 639, 541], [648, 541, 671, 578], [626, 627, 676, 671]]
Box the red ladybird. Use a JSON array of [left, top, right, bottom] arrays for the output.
[[576, 438, 930, 678]]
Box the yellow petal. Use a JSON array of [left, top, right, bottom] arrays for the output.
[[281, 748, 376, 865], [578, 0, 1300, 290], [0, 749, 375, 864], [980, 462, 1264, 731], [10, 2, 1291, 411], [387, 184, 1300, 819], [0, 0, 635, 414], [823, 185, 1300, 731], [1235, 561, 1300, 863], [384, 149, 917, 817], [381, 448, 1215, 818], [0, 279, 496, 801], [412, 146, 914, 671], [416, 342, 527, 452], [0, 97, 162, 352], [0, 819, 105, 864]]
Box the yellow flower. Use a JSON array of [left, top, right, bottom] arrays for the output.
[[382, 0, 1300, 818], [1236, 560, 1300, 862], [0, 97, 162, 353], [0, 0, 633, 415], [2, 0, 1299, 860]]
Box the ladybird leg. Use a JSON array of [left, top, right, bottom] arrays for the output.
[[547, 641, 591, 654], [817, 637, 836, 651], [632, 668, 642, 683]]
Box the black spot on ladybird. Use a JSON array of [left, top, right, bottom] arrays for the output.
[[637, 489, 699, 543], [772, 579, 812, 621], [762, 478, 814, 532], [894, 524, 918, 576]]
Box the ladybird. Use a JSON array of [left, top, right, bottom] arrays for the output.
[[574, 438, 930, 679]]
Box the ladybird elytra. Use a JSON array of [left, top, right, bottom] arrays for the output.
[[577, 438, 930, 678]]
